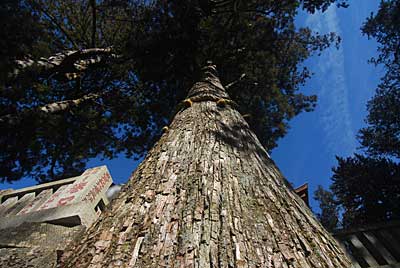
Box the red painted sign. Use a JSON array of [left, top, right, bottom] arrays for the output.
[[83, 172, 112, 203], [28, 166, 111, 211], [57, 196, 75, 206]]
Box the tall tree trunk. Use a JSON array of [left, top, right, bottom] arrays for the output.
[[59, 64, 351, 267]]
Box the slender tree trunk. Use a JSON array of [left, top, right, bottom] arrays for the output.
[[59, 65, 351, 267]]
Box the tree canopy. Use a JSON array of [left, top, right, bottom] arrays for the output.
[[359, 0, 400, 158], [332, 155, 400, 229], [0, 0, 348, 183], [314, 185, 339, 231]]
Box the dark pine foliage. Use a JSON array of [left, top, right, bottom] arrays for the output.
[[332, 155, 400, 229], [314, 185, 339, 231], [0, 0, 348, 183], [359, 0, 400, 158]]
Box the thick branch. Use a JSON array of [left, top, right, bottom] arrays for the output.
[[39, 92, 104, 113], [0, 92, 105, 125], [11, 47, 117, 80]]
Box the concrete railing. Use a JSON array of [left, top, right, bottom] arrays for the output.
[[0, 166, 113, 229]]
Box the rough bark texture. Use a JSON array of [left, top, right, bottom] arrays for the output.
[[11, 47, 116, 80], [59, 65, 351, 267]]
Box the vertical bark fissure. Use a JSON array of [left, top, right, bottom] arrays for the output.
[[59, 65, 351, 268]]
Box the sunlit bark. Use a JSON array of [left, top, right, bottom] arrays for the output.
[[0, 92, 105, 124], [11, 47, 116, 80], [59, 64, 351, 268]]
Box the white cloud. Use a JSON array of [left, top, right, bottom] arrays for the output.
[[305, 6, 356, 156]]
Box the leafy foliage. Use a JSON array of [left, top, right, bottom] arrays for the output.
[[1, 0, 348, 182], [359, 0, 400, 158], [358, 86, 400, 158], [332, 155, 400, 228], [0, 0, 52, 82], [362, 0, 400, 68], [314, 185, 339, 231], [315, 155, 400, 230]]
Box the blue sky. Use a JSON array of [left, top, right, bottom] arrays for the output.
[[272, 0, 382, 210], [1, 1, 382, 212]]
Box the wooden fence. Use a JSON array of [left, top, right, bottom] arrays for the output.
[[333, 221, 400, 268]]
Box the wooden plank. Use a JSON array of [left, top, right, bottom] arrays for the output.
[[344, 237, 370, 268], [349, 234, 379, 267], [379, 229, 400, 260], [391, 227, 400, 244], [364, 231, 397, 264], [369, 263, 400, 268], [357, 232, 387, 265], [336, 239, 362, 268], [334, 221, 400, 237]]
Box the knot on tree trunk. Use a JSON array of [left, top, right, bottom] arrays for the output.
[[187, 62, 229, 101]]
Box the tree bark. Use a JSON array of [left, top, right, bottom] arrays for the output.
[[11, 47, 116, 80], [59, 64, 351, 267]]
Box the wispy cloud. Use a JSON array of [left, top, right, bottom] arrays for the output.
[[305, 6, 356, 156]]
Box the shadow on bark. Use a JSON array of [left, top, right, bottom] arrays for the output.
[[211, 108, 266, 157]]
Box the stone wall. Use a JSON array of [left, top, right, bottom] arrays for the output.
[[0, 222, 85, 268]]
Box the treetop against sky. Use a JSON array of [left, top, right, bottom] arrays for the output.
[[0, 0, 384, 214]]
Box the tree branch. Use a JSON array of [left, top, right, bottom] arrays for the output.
[[39, 92, 105, 113], [0, 91, 106, 125], [225, 73, 246, 89], [11, 47, 117, 80]]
